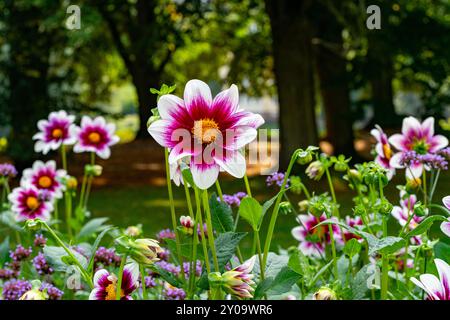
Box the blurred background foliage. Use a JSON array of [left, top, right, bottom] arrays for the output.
[[0, 0, 449, 168]]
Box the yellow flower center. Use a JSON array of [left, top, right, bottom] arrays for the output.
[[38, 176, 52, 188], [383, 144, 392, 160], [192, 119, 220, 144], [26, 196, 39, 210], [105, 283, 124, 300], [88, 132, 101, 144], [52, 128, 63, 139]]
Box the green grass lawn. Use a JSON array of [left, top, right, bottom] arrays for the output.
[[88, 171, 450, 254]]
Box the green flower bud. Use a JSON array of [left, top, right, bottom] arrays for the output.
[[298, 200, 309, 212], [24, 219, 43, 231], [125, 225, 143, 237], [379, 200, 393, 216], [413, 202, 428, 217], [405, 178, 421, 193], [333, 155, 351, 172], [348, 169, 362, 183], [85, 164, 103, 177], [297, 151, 313, 165], [279, 201, 293, 215], [306, 161, 325, 181], [313, 287, 337, 300], [289, 176, 303, 195]]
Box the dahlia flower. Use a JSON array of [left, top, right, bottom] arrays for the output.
[[440, 196, 450, 237], [89, 264, 139, 300], [371, 125, 395, 179], [411, 259, 450, 300], [391, 192, 423, 244], [342, 216, 364, 242], [8, 185, 53, 221], [389, 117, 448, 178], [33, 110, 77, 154], [21, 160, 66, 199], [72, 116, 120, 159], [147, 79, 264, 189], [291, 213, 342, 258], [221, 256, 256, 299]]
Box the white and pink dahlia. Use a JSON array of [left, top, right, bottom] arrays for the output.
[[371, 125, 395, 180], [8, 185, 53, 221], [72, 116, 120, 159], [440, 196, 450, 237], [291, 213, 342, 258], [89, 264, 139, 300], [389, 117, 448, 178], [222, 256, 256, 299], [21, 160, 66, 199], [147, 80, 264, 189], [411, 259, 450, 300], [33, 110, 77, 154], [391, 192, 423, 245]]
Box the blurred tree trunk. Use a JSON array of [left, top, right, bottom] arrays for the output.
[[264, 0, 318, 169], [314, 6, 356, 157], [367, 35, 400, 128]]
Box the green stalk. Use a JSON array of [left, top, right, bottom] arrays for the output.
[[215, 180, 224, 202], [188, 202, 201, 298], [82, 153, 96, 208], [184, 183, 194, 219], [61, 144, 68, 172], [255, 230, 265, 280], [428, 169, 440, 204], [243, 173, 252, 197], [42, 221, 93, 288], [380, 216, 389, 300], [53, 199, 59, 230], [140, 265, 148, 300], [262, 151, 297, 267], [325, 166, 340, 217], [164, 148, 185, 280], [422, 170, 427, 207], [202, 189, 219, 272], [116, 255, 127, 300], [194, 186, 210, 274]]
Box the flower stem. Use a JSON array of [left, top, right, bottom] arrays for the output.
[[53, 199, 59, 230], [140, 265, 148, 300], [215, 180, 224, 202], [164, 148, 185, 280], [255, 230, 265, 281], [82, 152, 96, 209], [243, 173, 252, 197], [380, 216, 389, 300], [325, 166, 340, 217], [194, 186, 210, 274], [116, 255, 127, 300], [184, 183, 194, 219], [188, 205, 201, 298], [422, 170, 427, 207], [202, 189, 219, 272], [42, 221, 93, 288], [262, 151, 298, 267], [429, 169, 440, 205], [61, 144, 68, 172]]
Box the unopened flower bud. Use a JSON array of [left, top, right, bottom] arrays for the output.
[[406, 178, 421, 193], [125, 225, 142, 237], [298, 200, 309, 212], [180, 216, 194, 235], [66, 176, 78, 190], [297, 151, 313, 165], [379, 200, 393, 216], [413, 202, 428, 217], [306, 161, 325, 181], [24, 219, 43, 231], [313, 287, 337, 300], [117, 237, 162, 265], [85, 164, 103, 177], [20, 288, 48, 300], [279, 201, 293, 215], [348, 169, 362, 183]]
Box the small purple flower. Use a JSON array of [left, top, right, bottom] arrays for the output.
[[2, 279, 32, 300], [156, 228, 176, 242], [33, 252, 54, 275], [33, 234, 47, 247], [439, 147, 450, 160], [72, 116, 120, 159], [8, 185, 53, 221], [21, 160, 67, 200], [144, 276, 157, 289], [33, 110, 77, 154], [197, 223, 209, 240], [0, 163, 17, 178], [155, 261, 181, 275], [89, 264, 139, 300], [0, 268, 15, 280], [10, 245, 32, 262], [183, 260, 202, 279], [94, 247, 121, 269], [157, 248, 170, 261], [266, 172, 289, 188], [163, 284, 186, 300], [40, 282, 63, 300]]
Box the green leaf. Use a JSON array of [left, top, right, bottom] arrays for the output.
[[253, 252, 289, 280], [76, 217, 110, 240], [239, 197, 262, 231], [266, 267, 302, 297], [307, 260, 334, 288], [288, 249, 310, 276], [343, 238, 362, 257], [0, 236, 10, 266], [180, 164, 194, 187], [213, 232, 247, 270], [87, 226, 115, 273], [254, 277, 274, 299], [43, 246, 88, 272], [149, 263, 182, 288], [434, 241, 450, 263], [165, 239, 204, 263], [0, 211, 23, 231], [351, 264, 372, 299], [404, 215, 447, 238], [209, 193, 234, 233]]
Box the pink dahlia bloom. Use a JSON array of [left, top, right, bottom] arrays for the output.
[[411, 259, 450, 300], [89, 263, 139, 300], [33, 110, 77, 154], [8, 185, 53, 221], [389, 117, 448, 179], [342, 216, 364, 242], [147, 80, 264, 189], [72, 116, 120, 159], [222, 256, 256, 299], [371, 125, 395, 180], [391, 192, 423, 245], [291, 213, 342, 258], [21, 160, 67, 200], [440, 196, 450, 237]]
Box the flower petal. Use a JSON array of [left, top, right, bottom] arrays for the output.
[[421, 117, 435, 138], [402, 116, 421, 137], [213, 150, 246, 178], [389, 134, 407, 151], [184, 79, 212, 114], [158, 94, 185, 120], [147, 120, 173, 148], [443, 196, 450, 210], [190, 162, 219, 190], [93, 269, 110, 287], [211, 84, 239, 116], [429, 135, 449, 153]]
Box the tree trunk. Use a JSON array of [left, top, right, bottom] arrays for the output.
[[264, 0, 318, 169], [367, 35, 400, 128], [313, 6, 356, 157]]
